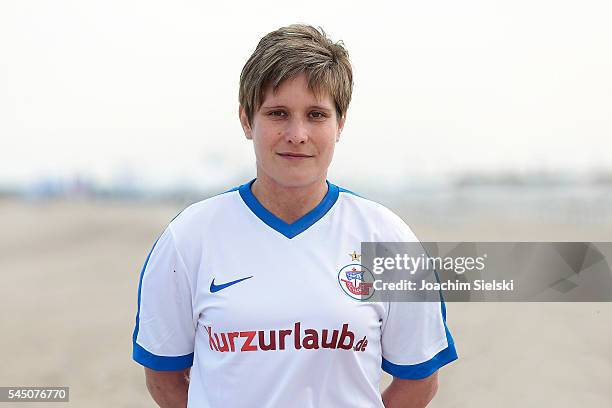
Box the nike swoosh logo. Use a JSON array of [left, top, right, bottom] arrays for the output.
[[210, 276, 253, 293]]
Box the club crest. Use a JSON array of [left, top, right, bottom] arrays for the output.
[[338, 251, 375, 301]]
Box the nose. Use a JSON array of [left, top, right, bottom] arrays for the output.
[[285, 118, 308, 144]]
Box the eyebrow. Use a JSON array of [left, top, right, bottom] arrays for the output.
[[260, 105, 333, 111]]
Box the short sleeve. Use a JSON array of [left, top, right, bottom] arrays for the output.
[[379, 212, 458, 379], [132, 226, 196, 371], [381, 297, 458, 379]]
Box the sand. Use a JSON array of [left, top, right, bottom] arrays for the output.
[[0, 198, 610, 407]]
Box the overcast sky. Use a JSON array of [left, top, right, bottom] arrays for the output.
[[1, 1, 611, 190]]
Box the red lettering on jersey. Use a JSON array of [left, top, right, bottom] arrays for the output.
[[204, 323, 366, 354], [293, 322, 302, 350], [278, 329, 292, 350], [228, 332, 239, 352], [205, 326, 218, 351], [240, 331, 257, 351], [215, 333, 230, 352], [259, 330, 277, 351], [338, 324, 355, 350], [302, 329, 320, 349], [321, 329, 339, 349], [354, 336, 368, 352]]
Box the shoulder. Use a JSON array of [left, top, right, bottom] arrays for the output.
[[335, 185, 418, 242], [165, 187, 242, 246]]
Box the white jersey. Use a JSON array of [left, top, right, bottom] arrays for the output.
[[132, 180, 457, 408]]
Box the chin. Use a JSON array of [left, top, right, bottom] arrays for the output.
[[271, 171, 325, 189]]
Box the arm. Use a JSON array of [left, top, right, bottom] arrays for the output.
[[134, 227, 197, 406], [382, 371, 438, 408], [144, 367, 191, 408]]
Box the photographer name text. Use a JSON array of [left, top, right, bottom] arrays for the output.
[[374, 279, 515, 292]]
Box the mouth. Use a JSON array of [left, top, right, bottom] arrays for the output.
[[277, 152, 314, 159]]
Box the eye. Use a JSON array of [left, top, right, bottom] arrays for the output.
[[267, 110, 287, 118], [309, 111, 327, 120]]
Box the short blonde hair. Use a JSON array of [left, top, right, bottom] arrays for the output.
[[239, 24, 353, 125]]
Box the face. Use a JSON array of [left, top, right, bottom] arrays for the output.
[[240, 73, 345, 189]]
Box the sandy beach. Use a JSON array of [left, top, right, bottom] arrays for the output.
[[0, 198, 610, 407]]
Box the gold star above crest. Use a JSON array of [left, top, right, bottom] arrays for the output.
[[349, 251, 361, 262]]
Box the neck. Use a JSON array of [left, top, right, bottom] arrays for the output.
[[251, 176, 328, 224]]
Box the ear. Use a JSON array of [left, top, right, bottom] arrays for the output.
[[335, 113, 346, 142], [239, 105, 253, 140]]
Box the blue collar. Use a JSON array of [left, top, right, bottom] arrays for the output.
[[238, 179, 340, 239]]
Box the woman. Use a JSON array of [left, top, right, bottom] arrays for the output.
[[133, 24, 457, 408]]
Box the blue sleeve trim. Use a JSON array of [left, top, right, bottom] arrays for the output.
[[382, 269, 459, 380], [382, 341, 458, 380], [133, 342, 194, 371]]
